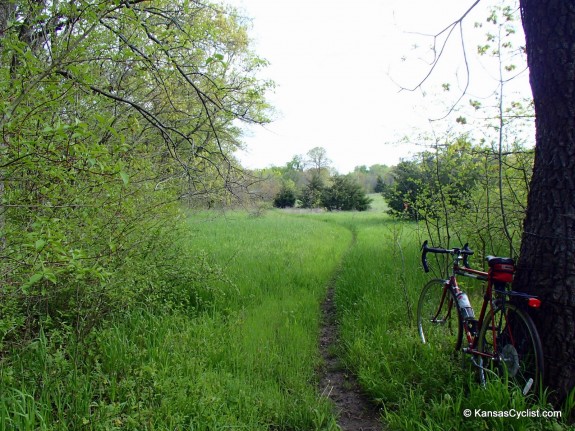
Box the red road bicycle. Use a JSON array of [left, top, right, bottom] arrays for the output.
[[417, 241, 544, 395]]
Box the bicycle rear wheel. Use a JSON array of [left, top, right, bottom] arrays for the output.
[[477, 302, 544, 395], [417, 279, 462, 351]]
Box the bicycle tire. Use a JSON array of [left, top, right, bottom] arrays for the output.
[[417, 279, 463, 351], [477, 302, 544, 395]]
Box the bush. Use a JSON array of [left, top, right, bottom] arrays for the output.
[[299, 174, 325, 209], [273, 185, 297, 208], [321, 175, 372, 211]]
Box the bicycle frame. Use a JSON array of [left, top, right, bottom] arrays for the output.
[[421, 240, 542, 372], [451, 263, 493, 355], [419, 241, 544, 394]]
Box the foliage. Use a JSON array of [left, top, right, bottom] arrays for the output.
[[383, 137, 482, 218], [321, 175, 373, 211], [382, 1, 533, 259], [374, 175, 387, 193], [300, 173, 325, 209], [382, 134, 533, 258], [0, 210, 350, 429], [349, 165, 393, 193], [258, 148, 383, 210], [382, 159, 425, 219], [330, 213, 572, 430], [0, 0, 271, 348], [273, 181, 297, 208], [306, 146, 331, 177]]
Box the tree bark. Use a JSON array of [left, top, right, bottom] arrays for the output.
[[516, 0, 575, 404]]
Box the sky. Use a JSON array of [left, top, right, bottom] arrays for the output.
[[227, 0, 530, 173]]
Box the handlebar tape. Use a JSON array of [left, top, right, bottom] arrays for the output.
[[421, 242, 430, 273], [421, 240, 474, 273], [421, 240, 445, 272]]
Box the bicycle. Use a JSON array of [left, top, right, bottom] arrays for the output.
[[417, 240, 544, 395]]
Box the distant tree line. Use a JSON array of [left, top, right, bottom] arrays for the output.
[[253, 147, 389, 212]]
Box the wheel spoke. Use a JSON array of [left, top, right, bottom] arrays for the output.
[[417, 279, 462, 351], [477, 303, 543, 394]]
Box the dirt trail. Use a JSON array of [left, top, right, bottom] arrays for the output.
[[318, 261, 383, 430]]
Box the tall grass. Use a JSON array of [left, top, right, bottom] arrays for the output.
[[330, 199, 572, 430], [1, 197, 572, 430], [0, 209, 350, 430]]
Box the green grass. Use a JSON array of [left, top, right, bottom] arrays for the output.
[[1, 197, 572, 430], [1, 209, 351, 430], [328, 208, 572, 431]]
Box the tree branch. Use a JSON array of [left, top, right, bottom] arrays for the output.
[[398, 0, 481, 120]]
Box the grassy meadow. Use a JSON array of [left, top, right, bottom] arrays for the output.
[[1, 195, 572, 430]]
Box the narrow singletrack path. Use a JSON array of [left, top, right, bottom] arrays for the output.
[[318, 234, 383, 431]]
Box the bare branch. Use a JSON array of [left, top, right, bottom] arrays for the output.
[[397, 0, 481, 120]]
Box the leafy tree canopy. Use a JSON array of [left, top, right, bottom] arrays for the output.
[[0, 0, 272, 344]]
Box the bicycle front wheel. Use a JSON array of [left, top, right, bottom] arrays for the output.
[[477, 302, 544, 395], [417, 279, 462, 351]]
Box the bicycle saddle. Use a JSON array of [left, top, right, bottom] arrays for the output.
[[485, 256, 514, 267]]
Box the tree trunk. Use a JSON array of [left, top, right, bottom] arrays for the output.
[[516, 0, 575, 404]]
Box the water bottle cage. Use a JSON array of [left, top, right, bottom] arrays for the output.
[[456, 291, 475, 320]]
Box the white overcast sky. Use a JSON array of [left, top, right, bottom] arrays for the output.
[[227, 0, 531, 173]]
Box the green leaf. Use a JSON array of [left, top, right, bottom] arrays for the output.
[[120, 171, 130, 185], [43, 270, 57, 284], [469, 100, 482, 110], [22, 273, 43, 293], [35, 239, 46, 251], [29, 273, 43, 284]]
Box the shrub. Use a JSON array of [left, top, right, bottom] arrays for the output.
[[273, 184, 297, 208], [300, 174, 325, 209], [321, 175, 372, 211]]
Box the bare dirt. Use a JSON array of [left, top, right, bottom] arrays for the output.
[[318, 282, 384, 431]]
